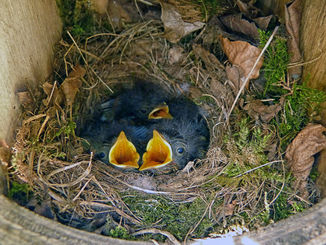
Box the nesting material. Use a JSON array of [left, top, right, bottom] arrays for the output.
[[10, 3, 318, 242]]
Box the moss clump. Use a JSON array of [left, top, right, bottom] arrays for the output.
[[122, 194, 215, 241], [56, 0, 96, 38], [8, 182, 33, 205], [259, 30, 289, 96]]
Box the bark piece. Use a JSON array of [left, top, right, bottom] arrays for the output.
[[285, 0, 303, 80]]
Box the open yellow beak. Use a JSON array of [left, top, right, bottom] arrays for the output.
[[148, 104, 173, 119], [140, 130, 173, 171], [109, 131, 140, 168]]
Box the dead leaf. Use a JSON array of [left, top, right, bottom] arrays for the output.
[[192, 44, 225, 71], [220, 36, 264, 88], [91, 0, 108, 14], [220, 14, 260, 41], [244, 99, 282, 123], [285, 124, 326, 198], [225, 200, 237, 216], [168, 46, 184, 65], [160, 1, 204, 43], [107, 0, 132, 29], [236, 0, 260, 18], [61, 65, 85, 107], [253, 15, 273, 30], [226, 65, 243, 94], [285, 0, 302, 80], [0, 139, 10, 167], [42, 82, 64, 106], [16, 91, 33, 109]]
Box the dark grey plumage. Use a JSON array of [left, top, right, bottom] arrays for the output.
[[80, 120, 151, 165], [147, 97, 210, 170], [99, 80, 171, 125], [80, 79, 210, 171]]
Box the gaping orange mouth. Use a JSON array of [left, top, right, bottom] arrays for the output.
[[139, 130, 173, 171], [109, 131, 140, 168], [148, 104, 173, 120]]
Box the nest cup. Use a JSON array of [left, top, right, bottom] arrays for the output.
[[1, 1, 326, 244]]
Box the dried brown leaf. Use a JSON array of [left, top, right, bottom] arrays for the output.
[[220, 36, 264, 88], [220, 14, 259, 41], [192, 44, 224, 71], [286, 124, 326, 197], [107, 0, 132, 29], [91, 0, 108, 14], [16, 91, 33, 109], [225, 200, 237, 216], [253, 15, 273, 30], [160, 1, 204, 43], [226, 65, 243, 94], [42, 82, 64, 106], [285, 0, 302, 80], [0, 139, 10, 167], [61, 65, 85, 107], [236, 0, 260, 18], [244, 99, 282, 123], [168, 46, 185, 65]]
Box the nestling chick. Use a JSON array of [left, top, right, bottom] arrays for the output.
[[140, 97, 210, 171], [99, 80, 173, 125], [80, 120, 151, 169]]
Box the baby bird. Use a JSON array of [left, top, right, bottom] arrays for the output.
[[80, 120, 150, 169], [99, 80, 173, 125], [80, 79, 210, 172], [140, 97, 210, 171]]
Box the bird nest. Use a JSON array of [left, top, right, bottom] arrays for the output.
[[10, 13, 316, 242]]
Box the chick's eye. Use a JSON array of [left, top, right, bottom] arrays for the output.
[[98, 152, 106, 159], [176, 147, 185, 155]]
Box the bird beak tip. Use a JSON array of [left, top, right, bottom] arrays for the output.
[[148, 104, 173, 120]]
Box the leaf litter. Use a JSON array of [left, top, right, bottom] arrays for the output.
[[5, 0, 324, 243]]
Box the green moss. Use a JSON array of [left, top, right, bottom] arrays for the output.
[[56, 0, 96, 39], [122, 194, 214, 241], [107, 226, 131, 240], [8, 182, 33, 205], [259, 30, 289, 96], [258, 30, 326, 150]]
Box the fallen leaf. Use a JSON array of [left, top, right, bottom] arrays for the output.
[[226, 65, 243, 94], [168, 46, 185, 65], [160, 1, 204, 43], [16, 91, 33, 109], [90, 0, 108, 14], [220, 36, 264, 88], [107, 0, 132, 29], [236, 0, 260, 18], [253, 15, 273, 30], [225, 200, 237, 216], [192, 44, 225, 71], [0, 139, 10, 167], [285, 124, 326, 198], [285, 0, 302, 80], [61, 65, 85, 107], [244, 99, 282, 123], [220, 14, 260, 41], [42, 82, 64, 106]]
